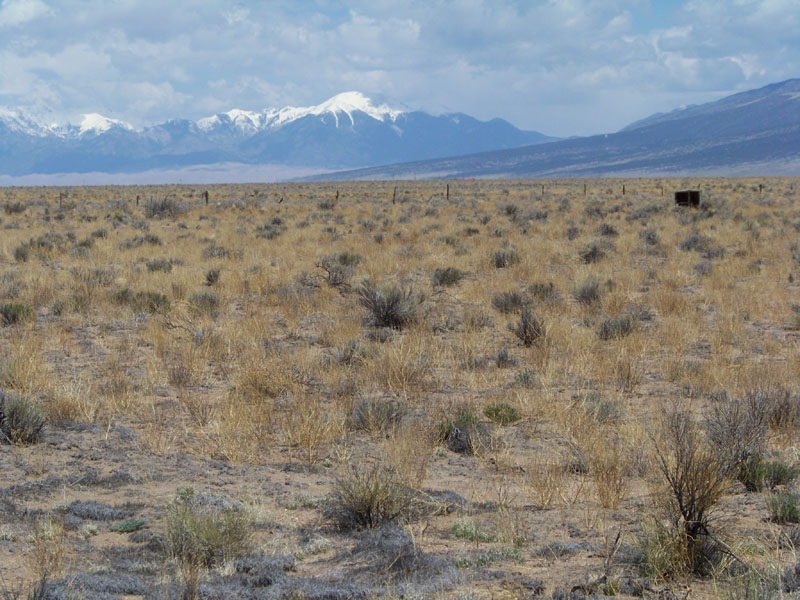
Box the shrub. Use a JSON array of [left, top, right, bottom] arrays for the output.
[[113, 288, 170, 313], [451, 518, 496, 543], [357, 280, 417, 329], [110, 518, 148, 533], [0, 390, 46, 445], [188, 292, 219, 318], [165, 488, 251, 567], [492, 291, 529, 314], [334, 251, 362, 267], [145, 258, 172, 273], [582, 393, 625, 424], [597, 223, 618, 237], [3, 201, 25, 214], [493, 249, 520, 268], [738, 454, 799, 492], [318, 253, 361, 290], [432, 267, 464, 287], [483, 402, 520, 425], [0, 303, 35, 326], [597, 315, 636, 340], [437, 407, 489, 455], [12, 245, 29, 262], [572, 278, 603, 306], [528, 281, 559, 302], [495, 347, 517, 368], [202, 245, 230, 259], [144, 196, 187, 219], [509, 309, 545, 347], [324, 464, 414, 530], [705, 394, 769, 473], [347, 399, 405, 433], [767, 492, 800, 524], [639, 227, 660, 246], [578, 240, 607, 263], [255, 223, 284, 239], [650, 408, 731, 576], [205, 268, 220, 286]]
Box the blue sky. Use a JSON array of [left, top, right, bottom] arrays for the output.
[[0, 0, 797, 137]]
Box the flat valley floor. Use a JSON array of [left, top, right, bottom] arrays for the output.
[[1, 177, 800, 599]]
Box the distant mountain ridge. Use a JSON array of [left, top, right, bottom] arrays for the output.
[[0, 92, 556, 177], [308, 79, 800, 180]]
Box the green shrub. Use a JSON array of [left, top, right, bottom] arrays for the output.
[[0, 303, 35, 325], [572, 278, 603, 306], [451, 518, 496, 543], [432, 266, 464, 287], [738, 455, 799, 491], [514, 369, 535, 385], [357, 280, 417, 329], [165, 488, 251, 567], [483, 402, 520, 425], [52, 294, 89, 316], [0, 391, 46, 445], [110, 518, 148, 533], [767, 492, 800, 524], [333, 251, 362, 267], [582, 393, 625, 424], [323, 464, 414, 530]]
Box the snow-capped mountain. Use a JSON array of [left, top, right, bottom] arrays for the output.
[[0, 92, 556, 177], [309, 79, 800, 180]]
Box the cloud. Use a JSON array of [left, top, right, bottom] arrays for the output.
[[0, 0, 797, 136], [0, 0, 51, 27]]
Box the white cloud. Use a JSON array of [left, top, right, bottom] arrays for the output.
[[0, 0, 51, 27], [0, 0, 797, 136]]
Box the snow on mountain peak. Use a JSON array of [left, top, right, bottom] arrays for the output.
[[266, 91, 403, 128], [79, 113, 133, 135], [196, 92, 404, 133], [0, 106, 61, 136], [197, 109, 263, 133]]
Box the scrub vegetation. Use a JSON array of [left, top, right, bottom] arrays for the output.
[[1, 177, 800, 599]]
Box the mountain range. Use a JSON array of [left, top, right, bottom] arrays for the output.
[[311, 79, 800, 180], [0, 92, 554, 180], [2, 80, 798, 184]]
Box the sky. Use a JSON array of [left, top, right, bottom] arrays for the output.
[[0, 0, 797, 137]]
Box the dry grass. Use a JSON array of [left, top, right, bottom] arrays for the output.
[[1, 178, 800, 596]]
